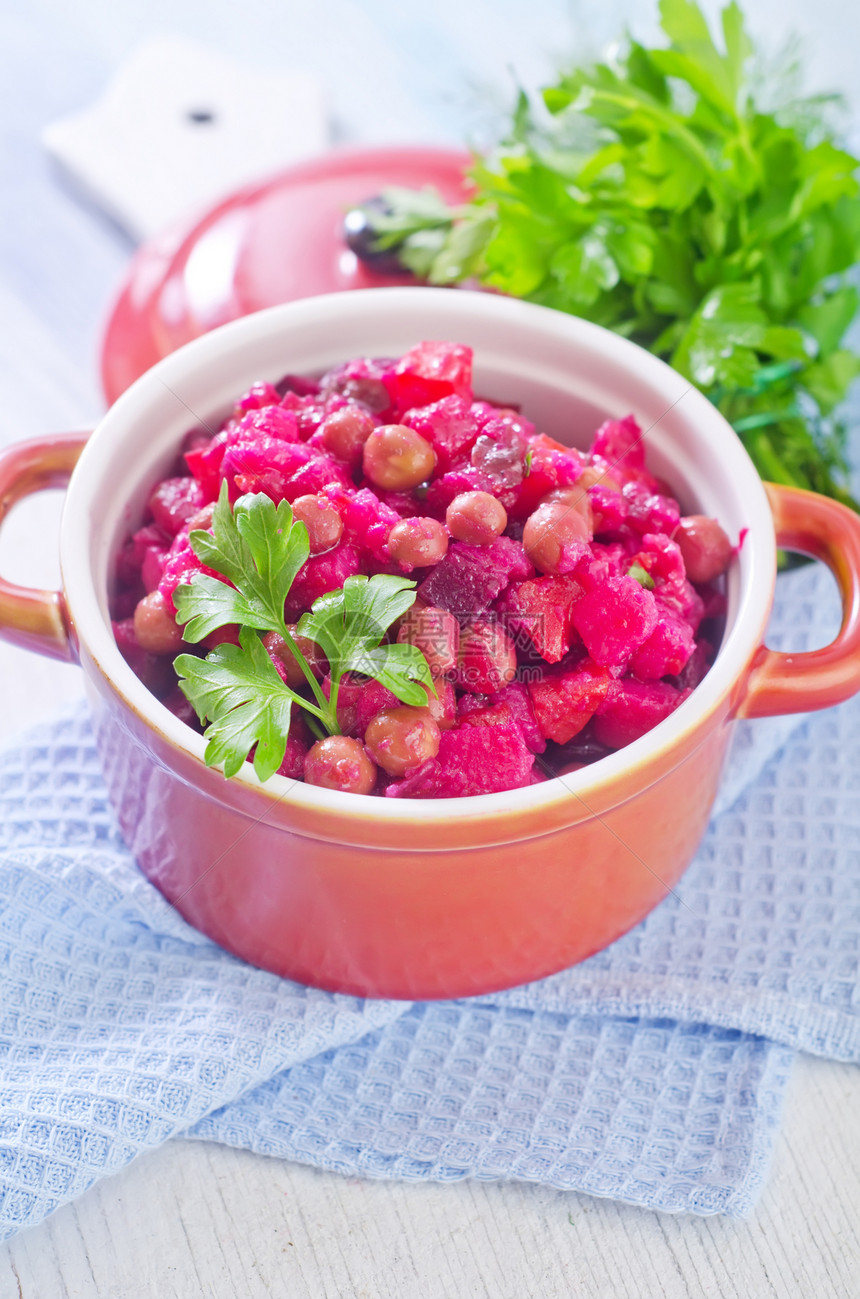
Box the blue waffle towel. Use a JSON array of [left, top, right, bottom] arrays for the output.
[[0, 564, 855, 1237]]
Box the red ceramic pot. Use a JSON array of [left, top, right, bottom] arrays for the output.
[[3, 289, 860, 999]]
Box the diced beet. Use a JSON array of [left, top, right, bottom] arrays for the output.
[[525, 431, 570, 454], [424, 467, 499, 518], [418, 537, 534, 623], [630, 532, 705, 632], [284, 544, 363, 618], [589, 454, 664, 495], [148, 477, 205, 537], [275, 714, 312, 778], [222, 438, 348, 504], [181, 426, 213, 454], [355, 680, 402, 737], [112, 616, 139, 660], [457, 698, 517, 729], [232, 404, 301, 444], [379, 757, 432, 796], [594, 678, 690, 748], [656, 582, 705, 633], [457, 619, 517, 694], [233, 381, 282, 415], [374, 489, 424, 519], [185, 434, 228, 503], [470, 418, 528, 490], [456, 682, 545, 752], [489, 682, 546, 753], [588, 484, 627, 534], [577, 543, 632, 590], [141, 546, 166, 594], [116, 523, 169, 587], [671, 638, 715, 691], [528, 661, 611, 744], [383, 341, 473, 415], [630, 612, 696, 681], [289, 711, 314, 745], [635, 533, 705, 633], [323, 485, 400, 562], [635, 533, 686, 586], [514, 453, 570, 518], [385, 721, 534, 798], [276, 735, 309, 780], [590, 415, 646, 472], [511, 446, 587, 517], [133, 521, 170, 551], [508, 436, 585, 519], [402, 395, 480, 474], [222, 436, 313, 495], [697, 584, 727, 622], [282, 390, 351, 441], [279, 454, 351, 501], [472, 402, 536, 442], [496, 537, 535, 585], [570, 575, 658, 667], [622, 481, 681, 536], [396, 603, 460, 677], [319, 357, 394, 415], [158, 533, 221, 610], [277, 372, 322, 398], [499, 574, 583, 663], [457, 691, 492, 717]]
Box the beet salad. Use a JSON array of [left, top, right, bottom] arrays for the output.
[[112, 340, 733, 797]]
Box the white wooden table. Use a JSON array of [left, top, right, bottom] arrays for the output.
[[1, 1, 859, 1293], [2, 1057, 859, 1297]]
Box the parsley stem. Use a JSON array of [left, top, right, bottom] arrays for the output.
[[326, 673, 343, 737], [277, 622, 341, 736], [280, 689, 327, 726], [278, 623, 329, 713], [304, 714, 325, 742]]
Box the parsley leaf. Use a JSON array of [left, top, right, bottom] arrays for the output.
[[171, 494, 435, 781], [298, 574, 436, 714], [175, 628, 297, 782], [174, 483, 309, 642]]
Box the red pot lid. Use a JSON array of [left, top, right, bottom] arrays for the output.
[[100, 145, 472, 405]]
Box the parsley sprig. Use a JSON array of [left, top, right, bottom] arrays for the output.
[[173, 485, 435, 781], [353, 0, 860, 509]]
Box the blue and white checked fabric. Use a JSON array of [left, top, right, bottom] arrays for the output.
[[0, 563, 854, 1237]]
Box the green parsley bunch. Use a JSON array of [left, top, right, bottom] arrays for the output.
[[360, 0, 860, 507]]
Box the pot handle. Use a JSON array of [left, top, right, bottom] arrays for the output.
[[737, 482, 860, 719], [0, 432, 89, 663]]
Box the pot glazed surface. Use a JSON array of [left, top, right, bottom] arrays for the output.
[[3, 290, 860, 996]]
